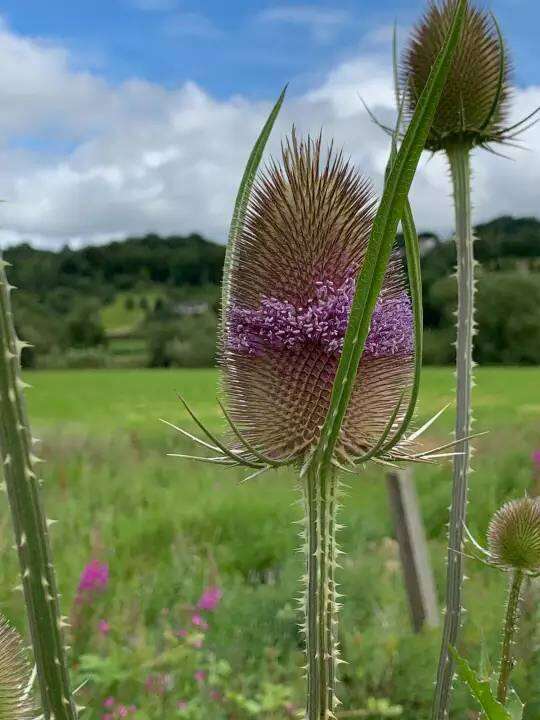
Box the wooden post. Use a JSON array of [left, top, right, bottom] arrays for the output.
[[386, 468, 439, 632]]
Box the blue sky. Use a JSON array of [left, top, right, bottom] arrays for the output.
[[3, 0, 538, 99], [0, 1, 538, 247]]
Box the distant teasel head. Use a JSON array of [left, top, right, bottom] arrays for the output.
[[221, 134, 414, 464], [487, 497, 540, 573], [402, 0, 512, 152]]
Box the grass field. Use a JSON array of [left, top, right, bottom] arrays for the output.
[[2, 367, 539, 719]]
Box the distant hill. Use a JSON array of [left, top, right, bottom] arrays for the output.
[[4, 233, 226, 299], [3, 216, 540, 368]]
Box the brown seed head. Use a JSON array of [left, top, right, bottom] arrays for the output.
[[402, 0, 512, 152], [487, 497, 540, 572], [221, 133, 414, 464]]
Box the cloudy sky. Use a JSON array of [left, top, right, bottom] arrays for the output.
[[0, 0, 538, 248]]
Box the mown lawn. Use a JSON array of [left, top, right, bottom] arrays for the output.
[[1, 367, 538, 719]]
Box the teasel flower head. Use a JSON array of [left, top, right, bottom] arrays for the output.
[[0, 615, 35, 719], [487, 497, 540, 574], [402, 0, 537, 152], [220, 133, 415, 467]]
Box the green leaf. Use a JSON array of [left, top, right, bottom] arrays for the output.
[[220, 85, 287, 334], [450, 647, 511, 720], [314, 0, 467, 471], [506, 688, 524, 720]]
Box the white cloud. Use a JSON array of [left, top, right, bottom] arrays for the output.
[[257, 5, 349, 43], [0, 22, 538, 250]]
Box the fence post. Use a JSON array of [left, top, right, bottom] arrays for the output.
[[386, 468, 439, 632]]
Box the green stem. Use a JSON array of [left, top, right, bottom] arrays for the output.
[[0, 258, 77, 720], [303, 464, 339, 720], [497, 570, 524, 706], [432, 144, 474, 720]]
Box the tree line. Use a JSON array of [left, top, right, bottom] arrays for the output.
[[3, 216, 540, 368]]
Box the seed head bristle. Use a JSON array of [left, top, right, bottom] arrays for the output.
[[0, 615, 35, 719], [402, 0, 512, 151], [221, 133, 414, 463], [487, 497, 540, 572]]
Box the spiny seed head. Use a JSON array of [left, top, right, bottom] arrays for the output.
[[402, 0, 511, 152], [221, 133, 414, 463], [487, 497, 540, 572], [0, 615, 35, 719]]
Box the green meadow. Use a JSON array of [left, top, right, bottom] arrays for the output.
[[0, 367, 538, 719]]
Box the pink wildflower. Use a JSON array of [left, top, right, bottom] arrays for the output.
[[191, 614, 208, 631], [98, 619, 110, 635], [117, 706, 128, 718], [103, 697, 115, 709], [145, 673, 168, 695], [532, 450, 540, 467], [197, 586, 222, 612], [176, 628, 188, 638], [177, 701, 188, 711], [194, 670, 206, 683], [77, 559, 109, 603], [102, 714, 114, 720]]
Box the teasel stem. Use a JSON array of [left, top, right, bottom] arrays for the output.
[[432, 144, 475, 720], [497, 569, 524, 706], [302, 463, 340, 719], [0, 257, 77, 720]]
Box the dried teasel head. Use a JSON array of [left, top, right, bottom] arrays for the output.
[[0, 615, 35, 719], [402, 0, 513, 152], [487, 497, 540, 573], [221, 134, 415, 465]]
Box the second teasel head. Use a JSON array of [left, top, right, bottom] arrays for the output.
[[487, 497, 540, 573], [221, 133, 415, 465], [402, 0, 512, 152]]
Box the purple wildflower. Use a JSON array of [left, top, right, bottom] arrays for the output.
[[77, 559, 109, 602], [532, 450, 540, 467], [197, 586, 222, 612]]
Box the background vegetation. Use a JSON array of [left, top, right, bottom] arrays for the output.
[[5, 215, 540, 370], [0, 366, 535, 719]]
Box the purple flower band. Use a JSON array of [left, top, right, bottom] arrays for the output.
[[228, 278, 413, 359]]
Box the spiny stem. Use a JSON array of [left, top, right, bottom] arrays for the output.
[[497, 570, 523, 706], [303, 464, 339, 719], [0, 258, 77, 720], [432, 145, 474, 720]]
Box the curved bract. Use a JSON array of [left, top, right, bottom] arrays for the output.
[[221, 135, 414, 465]]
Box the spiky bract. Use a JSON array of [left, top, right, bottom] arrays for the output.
[[221, 135, 414, 465], [488, 497, 540, 573], [402, 0, 511, 152], [0, 616, 35, 720]]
